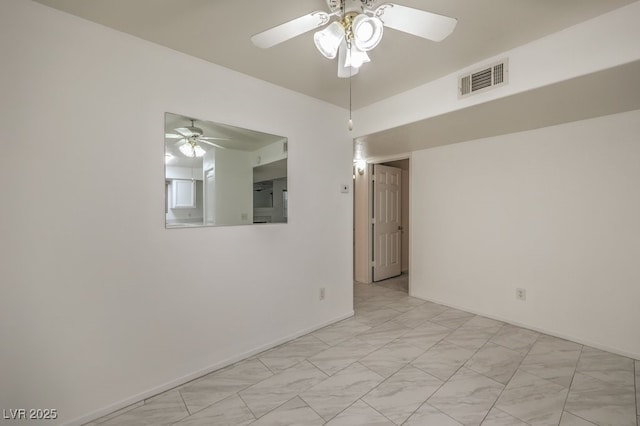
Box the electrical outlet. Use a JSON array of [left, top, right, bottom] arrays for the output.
[[319, 288, 325, 301], [516, 288, 526, 301]]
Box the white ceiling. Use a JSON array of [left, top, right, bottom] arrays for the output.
[[33, 0, 639, 158], [33, 0, 636, 110]]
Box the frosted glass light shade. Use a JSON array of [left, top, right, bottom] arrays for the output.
[[337, 41, 360, 78], [314, 21, 345, 59], [345, 44, 370, 69], [179, 141, 206, 157], [352, 15, 383, 51]]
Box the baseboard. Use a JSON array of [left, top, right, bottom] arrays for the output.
[[417, 295, 640, 361], [64, 310, 355, 426]]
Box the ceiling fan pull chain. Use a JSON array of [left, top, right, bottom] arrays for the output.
[[349, 44, 353, 131]]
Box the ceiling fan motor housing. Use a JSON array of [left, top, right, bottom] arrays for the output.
[[186, 126, 204, 137], [328, 0, 378, 13]]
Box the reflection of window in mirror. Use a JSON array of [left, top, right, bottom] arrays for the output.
[[165, 112, 287, 228]]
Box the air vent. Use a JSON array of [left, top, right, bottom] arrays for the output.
[[458, 58, 509, 98]]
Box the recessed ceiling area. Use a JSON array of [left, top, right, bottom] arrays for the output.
[[357, 60, 640, 158], [32, 0, 637, 109]]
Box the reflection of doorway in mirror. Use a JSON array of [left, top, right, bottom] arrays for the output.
[[283, 190, 288, 219], [205, 169, 215, 225]]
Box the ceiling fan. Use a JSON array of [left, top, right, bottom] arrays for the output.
[[251, 0, 457, 78], [165, 119, 230, 157]]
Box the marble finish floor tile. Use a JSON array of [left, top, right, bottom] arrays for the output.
[[394, 320, 452, 351], [575, 346, 635, 386], [87, 282, 640, 426], [428, 368, 504, 426], [411, 340, 475, 381], [354, 301, 388, 314], [444, 324, 501, 351], [559, 411, 597, 425], [481, 407, 528, 425], [300, 362, 384, 420], [430, 308, 476, 329], [239, 360, 327, 418], [374, 274, 409, 292], [363, 365, 443, 425], [311, 318, 372, 346], [392, 306, 441, 328], [259, 335, 330, 374], [323, 400, 394, 426], [354, 320, 411, 348], [383, 295, 426, 313], [403, 403, 463, 426], [174, 394, 255, 426], [179, 359, 273, 413], [564, 372, 637, 426], [308, 337, 378, 376], [247, 397, 324, 426], [355, 307, 403, 326], [465, 342, 524, 384], [99, 390, 188, 425], [462, 316, 504, 330], [495, 369, 568, 425], [519, 335, 582, 388], [490, 324, 540, 354], [417, 301, 450, 315], [358, 339, 425, 378]]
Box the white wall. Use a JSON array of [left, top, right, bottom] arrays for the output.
[[411, 109, 640, 359], [254, 139, 288, 167], [0, 1, 353, 424]]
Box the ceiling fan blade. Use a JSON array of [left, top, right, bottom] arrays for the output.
[[165, 133, 183, 139], [200, 136, 231, 141], [174, 127, 195, 137], [375, 3, 457, 42], [198, 139, 226, 149], [251, 11, 332, 48]]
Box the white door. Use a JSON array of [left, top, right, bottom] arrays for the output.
[[373, 164, 402, 281]]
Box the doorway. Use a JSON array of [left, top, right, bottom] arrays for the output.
[[354, 157, 410, 292]]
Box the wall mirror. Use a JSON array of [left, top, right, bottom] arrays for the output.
[[165, 112, 288, 228]]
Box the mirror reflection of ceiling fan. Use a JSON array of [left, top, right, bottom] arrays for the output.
[[251, 0, 457, 77], [165, 119, 230, 158]]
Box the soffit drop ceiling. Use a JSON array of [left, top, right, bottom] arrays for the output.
[[33, 0, 637, 109]]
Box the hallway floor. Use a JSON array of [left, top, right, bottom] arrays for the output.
[[88, 279, 639, 425]]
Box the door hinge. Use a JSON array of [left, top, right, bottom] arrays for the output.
[[370, 261, 376, 267], [371, 218, 376, 224]]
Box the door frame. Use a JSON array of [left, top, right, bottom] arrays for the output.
[[354, 154, 412, 290]]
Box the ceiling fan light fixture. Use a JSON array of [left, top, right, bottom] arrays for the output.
[[178, 141, 206, 158], [345, 44, 370, 69], [337, 41, 360, 78], [314, 21, 345, 59], [352, 15, 383, 51]]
